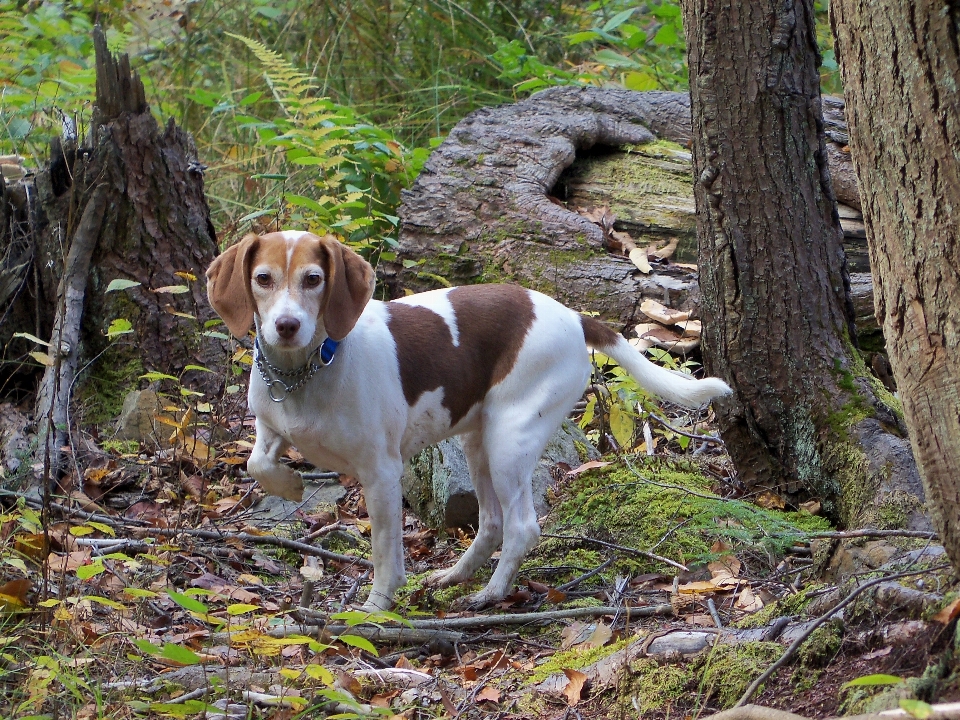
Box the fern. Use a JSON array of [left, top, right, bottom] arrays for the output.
[[226, 33, 420, 265]]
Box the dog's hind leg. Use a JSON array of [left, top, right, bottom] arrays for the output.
[[425, 430, 503, 589]]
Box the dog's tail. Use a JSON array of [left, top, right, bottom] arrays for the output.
[[580, 316, 732, 409]]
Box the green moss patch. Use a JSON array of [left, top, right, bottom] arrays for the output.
[[524, 459, 831, 584]]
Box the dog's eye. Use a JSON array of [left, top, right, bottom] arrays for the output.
[[255, 273, 272, 287], [304, 273, 322, 288]]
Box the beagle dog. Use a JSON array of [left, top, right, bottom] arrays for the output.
[[206, 231, 731, 610]]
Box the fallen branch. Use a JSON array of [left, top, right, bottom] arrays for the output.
[[542, 532, 688, 572], [736, 563, 952, 706], [130, 526, 373, 568], [704, 702, 960, 720], [804, 529, 938, 541], [396, 603, 673, 630], [214, 623, 464, 645]]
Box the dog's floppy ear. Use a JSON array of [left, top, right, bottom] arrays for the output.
[[317, 235, 375, 341], [206, 233, 260, 338]]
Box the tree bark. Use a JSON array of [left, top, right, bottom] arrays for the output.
[[831, 3, 960, 566], [680, 0, 926, 528], [0, 28, 219, 419], [389, 89, 867, 335]]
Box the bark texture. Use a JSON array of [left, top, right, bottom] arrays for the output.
[[832, 3, 960, 564], [680, 0, 925, 527], [389, 88, 866, 337], [0, 29, 219, 414]]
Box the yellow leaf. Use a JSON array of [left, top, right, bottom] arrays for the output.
[[29, 351, 54, 367], [174, 271, 197, 282], [609, 402, 635, 448], [629, 247, 652, 273]]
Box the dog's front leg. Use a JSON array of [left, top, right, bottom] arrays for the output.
[[247, 418, 304, 501], [359, 460, 406, 611]]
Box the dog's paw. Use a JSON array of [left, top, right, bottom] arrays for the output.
[[424, 568, 461, 589], [359, 588, 396, 613], [449, 591, 497, 612], [252, 464, 304, 501]]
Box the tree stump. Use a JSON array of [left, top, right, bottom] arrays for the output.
[[386, 87, 876, 345], [0, 29, 219, 424]]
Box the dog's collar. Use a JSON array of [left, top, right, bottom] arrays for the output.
[[253, 336, 340, 403]]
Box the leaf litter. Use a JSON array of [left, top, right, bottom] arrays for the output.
[[0, 355, 949, 719]]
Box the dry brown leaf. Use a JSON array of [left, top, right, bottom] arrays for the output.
[[678, 580, 723, 594], [582, 622, 613, 650], [684, 613, 717, 626], [438, 685, 458, 716], [650, 236, 680, 261], [735, 586, 764, 612], [476, 686, 501, 703], [0, 578, 32, 608], [566, 460, 611, 477], [629, 247, 652, 274], [546, 587, 568, 604], [800, 500, 822, 515], [755, 491, 786, 510], [562, 668, 589, 706], [639, 298, 692, 325], [561, 621, 589, 650], [933, 597, 960, 625]]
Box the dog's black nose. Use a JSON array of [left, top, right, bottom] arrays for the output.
[[276, 316, 301, 340]]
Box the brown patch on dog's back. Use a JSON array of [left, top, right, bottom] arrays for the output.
[[387, 285, 535, 425], [580, 315, 620, 349]]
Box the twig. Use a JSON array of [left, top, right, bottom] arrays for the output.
[[339, 569, 371, 610], [804, 528, 938, 541], [648, 411, 724, 445], [391, 603, 673, 630], [542, 533, 688, 572], [130, 526, 373, 568], [557, 557, 616, 592], [707, 597, 723, 628], [736, 563, 952, 706]]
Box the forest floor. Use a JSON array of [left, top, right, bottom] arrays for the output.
[[0, 385, 959, 720]]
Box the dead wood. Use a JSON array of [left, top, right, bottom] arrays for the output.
[[704, 703, 960, 720], [388, 87, 874, 343], [0, 27, 219, 412]]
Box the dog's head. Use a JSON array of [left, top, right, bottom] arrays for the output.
[[206, 231, 375, 349]]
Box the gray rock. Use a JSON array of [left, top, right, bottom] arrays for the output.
[[401, 420, 599, 530], [115, 389, 164, 446], [248, 479, 348, 525]]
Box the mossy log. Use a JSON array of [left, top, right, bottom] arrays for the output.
[[387, 88, 875, 343], [0, 29, 219, 417]]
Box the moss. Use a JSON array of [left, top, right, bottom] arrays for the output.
[[734, 585, 824, 629], [101, 440, 139, 454], [526, 635, 635, 685], [75, 352, 144, 425], [528, 460, 831, 581], [619, 641, 783, 714], [797, 620, 843, 668]]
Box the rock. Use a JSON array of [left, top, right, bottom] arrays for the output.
[[247, 479, 348, 525], [0, 402, 31, 477], [401, 420, 599, 530], [115, 389, 164, 446]]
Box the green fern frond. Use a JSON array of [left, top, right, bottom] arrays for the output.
[[227, 33, 316, 110]]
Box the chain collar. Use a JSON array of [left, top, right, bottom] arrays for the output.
[[254, 336, 339, 403]]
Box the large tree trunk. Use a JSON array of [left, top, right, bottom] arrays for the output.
[[680, 0, 927, 528], [831, 3, 960, 565], [0, 29, 219, 425]]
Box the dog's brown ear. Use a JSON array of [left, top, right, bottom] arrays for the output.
[[206, 233, 260, 338], [317, 235, 375, 341]]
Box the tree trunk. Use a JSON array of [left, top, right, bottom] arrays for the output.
[[0, 28, 219, 424], [831, 3, 960, 564], [680, 0, 927, 529]]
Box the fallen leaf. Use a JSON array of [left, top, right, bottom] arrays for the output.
[[678, 580, 722, 594], [755, 491, 785, 510], [546, 588, 568, 604], [629, 247, 652, 274], [562, 668, 589, 706], [800, 500, 822, 515], [684, 613, 717, 626], [476, 685, 500, 703], [0, 579, 32, 609], [735, 586, 764, 612], [527, 579, 550, 594], [566, 460, 611, 477], [861, 646, 893, 661], [582, 622, 612, 649], [933, 597, 960, 625], [639, 298, 692, 325], [650, 236, 680, 261], [438, 685, 458, 716]]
